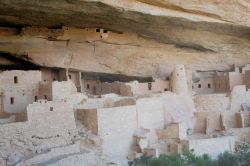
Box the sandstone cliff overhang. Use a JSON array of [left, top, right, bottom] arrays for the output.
[[0, 0, 249, 49]]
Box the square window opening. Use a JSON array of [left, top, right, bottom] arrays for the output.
[[10, 97, 14, 104], [14, 76, 18, 84], [208, 83, 211, 88], [35, 96, 38, 102], [148, 82, 152, 90]]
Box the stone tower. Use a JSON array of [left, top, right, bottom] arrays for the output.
[[171, 64, 188, 94]]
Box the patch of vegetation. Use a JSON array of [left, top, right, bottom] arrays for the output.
[[129, 142, 250, 166]]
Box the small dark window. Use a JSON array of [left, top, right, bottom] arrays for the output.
[[10, 97, 14, 104], [68, 75, 71, 79], [44, 95, 47, 100], [103, 30, 108, 33], [208, 84, 211, 88], [198, 84, 201, 88], [44, 80, 47, 82], [87, 84, 90, 89], [50, 107, 53, 111], [14, 76, 18, 84], [192, 85, 194, 89], [96, 29, 100, 32], [166, 77, 170, 81], [148, 83, 152, 90], [164, 88, 168, 91], [35, 96, 38, 102], [53, 78, 56, 81]]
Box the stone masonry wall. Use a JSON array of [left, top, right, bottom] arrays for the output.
[[0, 101, 77, 165]]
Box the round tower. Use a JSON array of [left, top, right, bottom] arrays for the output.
[[171, 64, 188, 94]]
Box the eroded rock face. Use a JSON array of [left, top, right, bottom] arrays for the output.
[[0, 0, 249, 77]]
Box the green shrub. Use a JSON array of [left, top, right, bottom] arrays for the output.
[[217, 151, 238, 166], [129, 142, 250, 166], [235, 142, 250, 166]]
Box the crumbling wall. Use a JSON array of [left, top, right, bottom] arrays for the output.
[[27, 101, 77, 136], [68, 71, 81, 92], [77, 109, 98, 134], [101, 82, 121, 95], [52, 80, 77, 101], [229, 128, 250, 142], [125, 79, 169, 96], [222, 112, 239, 129], [38, 82, 52, 101], [0, 110, 27, 123], [230, 85, 247, 112], [193, 110, 240, 133], [76, 96, 135, 110], [157, 123, 187, 140], [52, 80, 88, 108], [194, 94, 230, 112], [193, 112, 222, 133], [120, 83, 133, 96], [0, 101, 77, 165]]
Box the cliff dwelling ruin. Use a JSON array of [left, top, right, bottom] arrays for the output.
[[0, 0, 250, 166]]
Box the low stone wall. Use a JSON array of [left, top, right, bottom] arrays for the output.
[[193, 112, 222, 133], [39, 82, 52, 101], [229, 128, 250, 142], [98, 105, 137, 161], [193, 111, 239, 133], [52, 80, 77, 101], [76, 96, 136, 109], [77, 109, 98, 134], [137, 97, 165, 129], [125, 79, 170, 96], [0, 101, 77, 165], [194, 94, 230, 112], [187, 136, 235, 159]]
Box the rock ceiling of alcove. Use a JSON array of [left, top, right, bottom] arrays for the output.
[[0, 0, 250, 51]]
